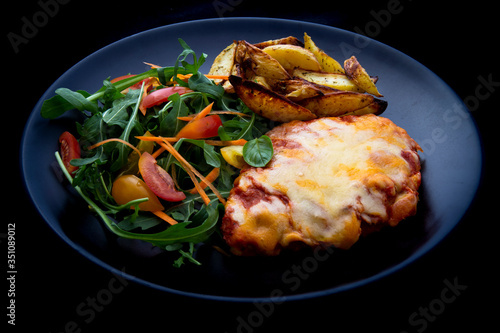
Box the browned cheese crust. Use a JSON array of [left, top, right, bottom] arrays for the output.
[[222, 114, 422, 256]]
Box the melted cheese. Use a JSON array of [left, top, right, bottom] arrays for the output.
[[222, 115, 421, 255]]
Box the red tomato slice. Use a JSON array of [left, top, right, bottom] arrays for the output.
[[142, 86, 193, 108], [138, 152, 186, 202], [176, 115, 222, 139], [59, 131, 81, 176]]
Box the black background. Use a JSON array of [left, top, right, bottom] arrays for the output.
[[5, 0, 497, 332]]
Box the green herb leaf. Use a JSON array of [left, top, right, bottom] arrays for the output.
[[243, 135, 274, 167], [55, 88, 99, 114], [159, 93, 189, 137]]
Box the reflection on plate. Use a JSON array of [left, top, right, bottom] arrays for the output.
[[21, 18, 482, 301]]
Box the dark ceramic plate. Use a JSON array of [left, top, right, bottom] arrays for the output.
[[21, 18, 482, 301]]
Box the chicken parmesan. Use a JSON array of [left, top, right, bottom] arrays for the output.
[[222, 114, 422, 256]]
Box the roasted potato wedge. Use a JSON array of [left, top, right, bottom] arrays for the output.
[[209, 41, 237, 92], [209, 42, 236, 80], [235, 41, 291, 80], [262, 44, 322, 73], [303, 32, 344, 74], [229, 75, 317, 122], [298, 91, 387, 117], [216, 35, 387, 122], [342, 100, 388, 116], [293, 69, 366, 93], [253, 36, 304, 49], [266, 78, 326, 102], [344, 56, 383, 97]]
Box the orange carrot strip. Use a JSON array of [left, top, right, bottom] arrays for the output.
[[176, 116, 194, 122], [139, 79, 159, 116], [156, 140, 211, 205], [205, 75, 230, 80], [135, 136, 179, 143], [188, 168, 220, 194], [136, 135, 246, 147], [151, 146, 166, 159], [204, 139, 247, 146], [143, 62, 162, 69], [158, 139, 226, 205], [87, 138, 141, 156], [178, 111, 250, 121], [152, 210, 178, 225], [188, 102, 214, 124], [177, 73, 230, 80]]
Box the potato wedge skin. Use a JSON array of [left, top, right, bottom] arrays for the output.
[[342, 99, 388, 116], [236, 41, 291, 80], [303, 32, 344, 74], [293, 69, 365, 93], [262, 44, 322, 73], [209, 42, 236, 78], [229, 75, 317, 122], [253, 36, 304, 49], [344, 56, 383, 97], [298, 91, 387, 117], [209, 42, 236, 91], [268, 78, 325, 102]]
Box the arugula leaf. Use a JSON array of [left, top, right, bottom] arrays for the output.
[[102, 89, 139, 128], [182, 139, 221, 168], [40, 67, 189, 119], [187, 73, 225, 100], [41, 90, 92, 119], [110, 86, 144, 171], [55, 88, 99, 114], [243, 135, 274, 167], [159, 93, 189, 137]]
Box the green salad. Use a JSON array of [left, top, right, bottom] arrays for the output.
[[41, 39, 274, 267]]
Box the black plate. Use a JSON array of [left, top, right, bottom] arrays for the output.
[[20, 18, 482, 301]]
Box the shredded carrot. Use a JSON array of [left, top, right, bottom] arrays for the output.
[[187, 102, 214, 124], [178, 110, 250, 121], [158, 139, 226, 205], [136, 135, 246, 147], [144, 62, 162, 69], [176, 73, 230, 81], [176, 116, 195, 122], [87, 138, 141, 156], [139, 78, 160, 116], [152, 210, 178, 225], [156, 140, 211, 205], [136, 136, 179, 143], [204, 139, 247, 146], [135, 134, 227, 204], [189, 168, 220, 194], [151, 146, 166, 159]]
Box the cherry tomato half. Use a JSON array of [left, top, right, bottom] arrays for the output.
[[111, 174, 164, 212], [138, 152, 186, 202], [59, 131, 81, 176], [141, 86, 193, 108], [176, 115, 222, 139]]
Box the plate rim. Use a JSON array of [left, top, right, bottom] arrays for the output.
[[20, 17, 483, 302]]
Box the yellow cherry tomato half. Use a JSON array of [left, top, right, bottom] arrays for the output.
[[111, 174, 164, 212]]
